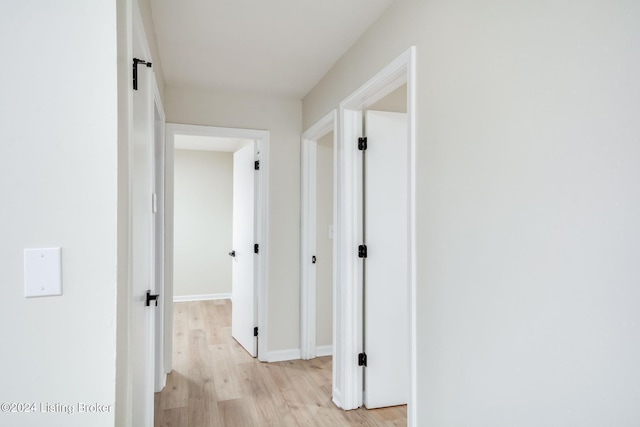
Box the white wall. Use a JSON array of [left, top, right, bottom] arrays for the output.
[[0, 2, 118, 427], [369, 83, 407, 113], [174, 149, 233, 297], [165, 87, 302, 352], [116, 1, 133, 424], [303, 0, 640, 425], [316, 132, 334, 348], [136, 0, 165, 102]]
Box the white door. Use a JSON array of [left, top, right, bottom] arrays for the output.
[[131, 10, 157, 426], [231, 142, 257, 357], [362, 110, 409, 409]]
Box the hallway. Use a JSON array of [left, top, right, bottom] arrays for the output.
[[154, 300, 406, 426]]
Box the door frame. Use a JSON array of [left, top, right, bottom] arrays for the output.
[[130, 3, 163, 425], [152, 86, 166, 393], [335, 46, 416, 425], [164, 123, 270, 362], [300, 109, 338, 361]]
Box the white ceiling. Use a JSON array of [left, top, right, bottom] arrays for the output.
[[149, 0, 395, 99]]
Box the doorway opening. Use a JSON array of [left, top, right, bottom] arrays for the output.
[[300, 110, 338, 363], [164, 123, 270, 364], [335, 47, 416, 426]]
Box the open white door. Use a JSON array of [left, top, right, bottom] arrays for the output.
[[231, 142, 258, 357], [131, 8, 157, 426], [362, 110, 409, 409]]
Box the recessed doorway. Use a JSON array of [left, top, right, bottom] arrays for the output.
[[164, 124, 270, 366]]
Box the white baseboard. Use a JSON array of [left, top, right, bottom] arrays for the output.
[[267, 348, 301, 363], [266, 346, 331, 362], [173, 293, 231, 302], [316, 345, 333, 357]]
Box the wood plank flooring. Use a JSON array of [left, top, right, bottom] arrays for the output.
[[154, 300, 406, 427]]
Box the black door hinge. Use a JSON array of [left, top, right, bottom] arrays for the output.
[[254, 244, 259, 254], [254, 326, 259, 337], [358, 352, 367, 367], [358, 245, 367, 258], [133, 58, 152, 90], [145, 290, 159, 307], [254, 160, 260, 170], [358, 137, 367, 151]]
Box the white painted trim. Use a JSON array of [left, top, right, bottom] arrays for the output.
[[300, 110, 337, 362], [152, 76, 167, 395], [173, 293, 231, 302], [165, 123, 270, 363], [336, 47, 417, 424], [302, 137, 317, 360], [337, 107, 363, 411], [166, 123, 266, 140], [256, 132, 270, 363], [316, 345, 333, 357], [302, 109, 337, 139], [330, 109, 340, 407], [163, 120, 174, 377], [407, 46, 418, 427], [132, 3, 157, 425], [332, 389, 343, 410], [267, 348, 302, 363]]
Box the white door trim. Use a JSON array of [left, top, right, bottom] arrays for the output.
[[131, 4, 160, 425], [163, 120, 174, 377], [165, 123, 270, 362], [336, 46, 417, 426], [300, 110, 337, 361], [152, 78, 166, 393]]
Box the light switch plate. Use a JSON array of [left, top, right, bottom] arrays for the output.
[[24, 247, 62, 297]]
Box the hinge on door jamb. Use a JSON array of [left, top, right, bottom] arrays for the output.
[[358, 137, 368, 151], [254, 244, 259, 254], [254, 327, 259, 337], [358, 245, 368, 258], [254, 160, 260, 170], [358, 352, 367, 366], [132, 58, 152, 90]]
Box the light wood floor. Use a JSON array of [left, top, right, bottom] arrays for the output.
[[154, 300, 406, 426]]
